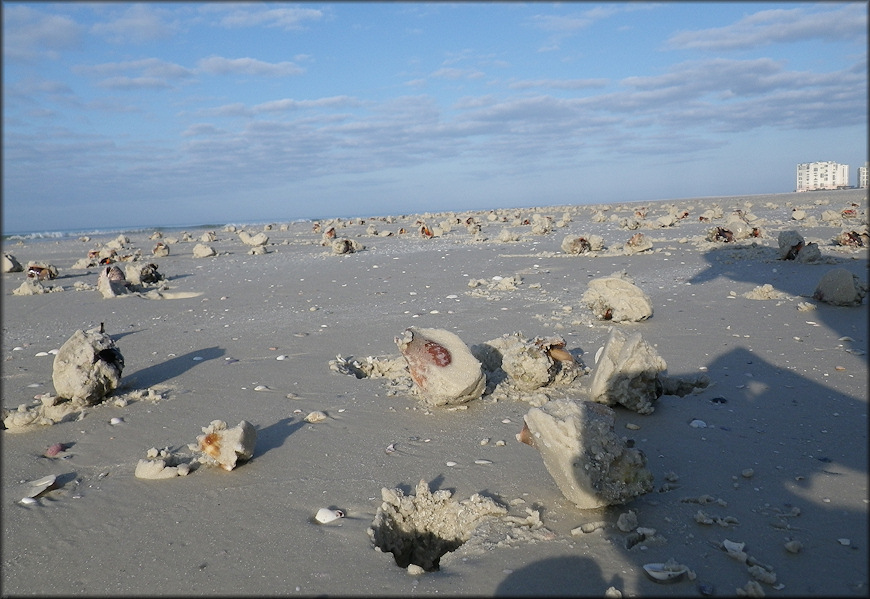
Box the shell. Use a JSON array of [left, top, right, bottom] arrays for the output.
[[314, 508, 345, 524], [304, 411, 327, 423], [643, 562, 688, 582], [25, 474, 57, 498], [44, 442, 65, 457]]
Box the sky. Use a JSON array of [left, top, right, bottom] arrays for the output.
[[2, 2, 867, 235]]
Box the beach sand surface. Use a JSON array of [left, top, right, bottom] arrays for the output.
[[2, 189, 867, 596]]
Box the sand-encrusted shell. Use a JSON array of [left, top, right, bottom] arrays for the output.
[[195, 420, 257, 471], [581, 273, 653, 322], [395, 327, 485, 406], [813, 268, 867, 306], [588, 328, 666, 415], [52, 327, 124, 405], [520, 398, 653, 509]]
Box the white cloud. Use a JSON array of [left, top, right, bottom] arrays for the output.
[[197, 56, 304, 77], [666, 4, 867, 51], [2, 5, 83, 62], [508, 78, 609, 90], [90, 4, 178, 44], [209, 5, 324, 30]]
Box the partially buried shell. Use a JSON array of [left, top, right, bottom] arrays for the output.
[[643, 561, 689, 583], [314, 507, 345, 524]]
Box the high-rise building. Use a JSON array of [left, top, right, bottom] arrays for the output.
[[795, 161, 850, 191], [859, 162, 869, 189]]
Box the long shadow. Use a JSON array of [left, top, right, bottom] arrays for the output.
[[689, 245, 868, 363], [254, 417, 305, 458], [495, 556, 613, 596], [122, 346, 224, 388]]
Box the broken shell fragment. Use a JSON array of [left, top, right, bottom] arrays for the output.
[[395, 327, 485, 406], [314, 507, 345, 524], [520, 399, 653, 509], [643, 560, 689, 583], [304, 411, 327, 423]]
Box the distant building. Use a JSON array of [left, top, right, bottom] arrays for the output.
[[859, 162, 869, 189], [795, 161, 850, 191]]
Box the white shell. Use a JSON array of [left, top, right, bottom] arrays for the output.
[[643, 562, 688, 582], [314, 508, 345, 524], [304, 411, 327, 423], [109, 417, 124, 425], [25, 474, 57, 498], [20, 497, 38, 505]]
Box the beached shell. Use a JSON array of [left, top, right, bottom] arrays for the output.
[[643, 560, 689, 583], [519, 399, 653, 509], [582, 272, 653, 322], [304, 411, 327, 423], [26, 262, 58, 280], [52, 327, 124, 405], [395, 327, 486, 406], [195, 420, 257, 471], [192, 244, 216, 258], [25, 474, 57, 498], [97, 265, 130, 298], [3, 253, 24, 273], [314, 508, 345, 524], [588, 328, 666, 415]]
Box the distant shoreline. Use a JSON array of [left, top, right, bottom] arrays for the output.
[[3, 188, 865, 244]]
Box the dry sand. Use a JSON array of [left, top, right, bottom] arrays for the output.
[[2, 189, 867, 597]]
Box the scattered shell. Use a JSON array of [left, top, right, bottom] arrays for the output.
[[741, 468, 755, 478], [44, 442, 65, 457], [253, 385, 269, 391], [109, 417, 124, 425], [784, 540, 803, 554], [474, 459, 493, 465], [689, 419, 707, 428], [25, 474, 57, 498], [314, 507, 345, 524], [20, 497, 38, 505], [445, 461, 458, 467], [643, 561, 689, 583], [385, 443, 397, 454], [35, 351, 49, 357], [837, 538, 851, 546], [304, 411, 327, 423], [276, 355, 288, 360]]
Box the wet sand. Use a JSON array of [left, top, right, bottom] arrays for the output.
[[2, 189, 867, 596]]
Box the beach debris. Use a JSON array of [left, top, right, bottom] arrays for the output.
[[581, 272, 653, 322], [517, 398, 654, 509], [471, 332, 581, 393], [3, 253, 23, 273], [303, 410, 328, 423], [193, 420, 257, 471], [124, 262, 163, 286], [135, 447, 195, 479], [314, 508, 345, 524], [368, 479, 508, 572], [777, 230, 821, 262], [26, 262, 58, 280], [812, 268, 867, 306], [623, 232, 652, 254], [192, 243, 216, 258], [395, 327, 486, 406], [97, 265, 131, 298], [642, 559, 692, 583], [44, 442, 66, 457], [331, 237, 365, 254], [152, 241, 170, 257], [238, 231, 269, 246], [742, 284, 787, 300], [20, 474, 59, 503], [52, 325, 124, 405], [11, 278, 62, 295], [588, 328, 666, 415], [561, 234, 604, 255], [834, 228, 869, 247]]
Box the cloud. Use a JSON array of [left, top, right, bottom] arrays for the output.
[[431, 67, 485, 80], [90, 3, 178, 44], [73, 58, 194, 89], [197, 56, 304, 77], [2, 5, 83, 62], [96, 76, 171, 90], [508, 78, 609, 90], [206, 5, 325, 30], [666, 4, 868, 51]]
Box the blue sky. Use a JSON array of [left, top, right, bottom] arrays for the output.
[[2, 2, 867, 234]]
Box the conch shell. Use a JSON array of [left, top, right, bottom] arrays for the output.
[[395, 327, 486, 406]]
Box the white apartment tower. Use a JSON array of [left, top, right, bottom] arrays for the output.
[[796, 161, 850, 191], [859, 162, 869, 189]]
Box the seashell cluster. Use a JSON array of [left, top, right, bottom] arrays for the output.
[[588, 328, 666, 415], [395, 327, 486, 406], [194, 420, 257, 471], [581, 272, 653, 322], [518, 398, 654, 509], [777, 230, 820, 262], [52, 326, 125, 405]]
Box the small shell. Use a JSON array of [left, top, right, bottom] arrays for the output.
[[20, 497, 38, 505], [44, 442, 65, 457], [314, 508, 345, 524], [643, 562, 688, 582], [304, 411, 327, 423], [109, 417, 124, 425], [548, 347, 574, 363], [25, 474, 57, 498]]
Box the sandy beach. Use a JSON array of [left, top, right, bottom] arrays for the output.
[[2, 189, 867, 597]]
